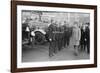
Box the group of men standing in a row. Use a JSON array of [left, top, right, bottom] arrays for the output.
[[47, 20, 73, 57], [47, 20, 90, 57]]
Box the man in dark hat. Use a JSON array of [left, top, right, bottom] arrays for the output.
[[86, 23, 90, 53], [85, 23, 90, 54], [80, 23, 90, 54]]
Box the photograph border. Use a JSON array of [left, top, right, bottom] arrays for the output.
[[11, 1, 97, 73]]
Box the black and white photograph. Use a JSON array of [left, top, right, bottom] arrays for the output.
[[16, 5, 96, 68], [22, 10, 90, 62], [11, 1, 97, 72]]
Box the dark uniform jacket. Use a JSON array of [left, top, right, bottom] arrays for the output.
[[48, 23, 57, 41]]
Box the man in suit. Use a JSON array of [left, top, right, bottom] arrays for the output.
[[80, 23, 90, 54], [86, 23, 90, 54]]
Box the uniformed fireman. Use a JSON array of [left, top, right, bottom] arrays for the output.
[[48, 20, 57, 57]]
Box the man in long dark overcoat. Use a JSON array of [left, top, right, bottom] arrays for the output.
[[86, 23, 90, 54], [80, 23, 90, 54]]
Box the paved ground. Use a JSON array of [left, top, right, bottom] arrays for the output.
[[22, 43, 90, 62]]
